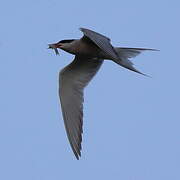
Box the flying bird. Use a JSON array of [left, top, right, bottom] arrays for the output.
[[48, 28, 157, 159]]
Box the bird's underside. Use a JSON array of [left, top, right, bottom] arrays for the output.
[[49, 27, 158, 159]]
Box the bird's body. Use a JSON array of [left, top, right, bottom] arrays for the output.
[[54, 38, 113, 60], [48, 28, 158, 159]]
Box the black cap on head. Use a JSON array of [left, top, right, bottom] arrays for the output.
[[58, 39, 75, 43]]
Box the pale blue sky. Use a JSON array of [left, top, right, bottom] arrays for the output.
[[0, 0, 180, 179]]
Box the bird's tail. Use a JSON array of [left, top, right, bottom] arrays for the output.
[[113, 47, 158, 76]]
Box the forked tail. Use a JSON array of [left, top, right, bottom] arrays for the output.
[[114, 47, 158, 76]]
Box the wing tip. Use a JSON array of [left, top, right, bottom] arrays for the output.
[[75, 153, 81, 160], [70, 144, 82, 160]]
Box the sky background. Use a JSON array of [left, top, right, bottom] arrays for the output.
[[0, 0, 180, 179]]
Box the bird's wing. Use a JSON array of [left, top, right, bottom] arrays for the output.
[[80, 28, 119, 60], [59, 56, 103, 159]]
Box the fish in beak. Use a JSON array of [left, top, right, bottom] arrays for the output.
[[48, 43, 59, 55]]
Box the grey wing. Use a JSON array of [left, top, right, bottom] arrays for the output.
[[80, 28, 119, 60], [59, 56, 103, 159]]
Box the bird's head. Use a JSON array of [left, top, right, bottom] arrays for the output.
[[48, 39, 75, 55]]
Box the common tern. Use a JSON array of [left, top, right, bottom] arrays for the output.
[[48, 28, 157, 159]]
